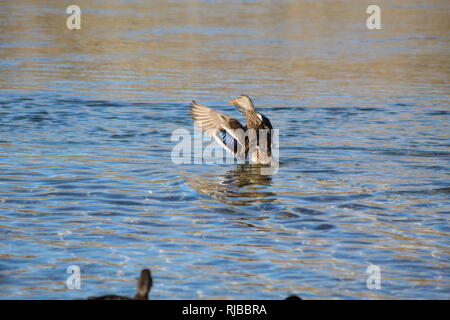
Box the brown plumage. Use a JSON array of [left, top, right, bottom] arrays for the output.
[[87, 269, 152, 300], [189, 95, 273, 164]]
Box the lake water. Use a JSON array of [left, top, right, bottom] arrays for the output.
[[0, 0, 449, 299]]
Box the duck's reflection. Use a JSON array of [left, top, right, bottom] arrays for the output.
[[220, 164, 273, 187], [187, 164, 276, 206]]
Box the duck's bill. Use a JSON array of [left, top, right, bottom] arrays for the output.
[[229, 99, 238, 104]]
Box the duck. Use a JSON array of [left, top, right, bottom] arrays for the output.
[[87, 269, 152, 300], [189, 95, 274, 164]]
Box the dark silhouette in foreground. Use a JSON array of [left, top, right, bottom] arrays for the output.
[[88, 269, 152, 300], [87, 268, 301, 300], [285, 295, 302, 300]]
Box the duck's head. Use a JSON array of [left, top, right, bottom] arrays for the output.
[[136, 269, 152, 299], [229, 95, 255, 112]]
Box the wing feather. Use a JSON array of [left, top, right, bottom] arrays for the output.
[[189, 101, 246, 158]]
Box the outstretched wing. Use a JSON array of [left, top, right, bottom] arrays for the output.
[[189, 101, 246, 158]]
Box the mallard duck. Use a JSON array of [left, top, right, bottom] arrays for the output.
[[87, 269, 152, 300], [189, 95, 273, 164]]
